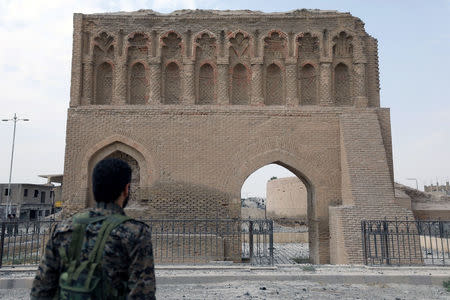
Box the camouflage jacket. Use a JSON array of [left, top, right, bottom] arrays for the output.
[[30, 202, 156, 300]]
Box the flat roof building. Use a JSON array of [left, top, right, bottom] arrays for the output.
[[0, 183, 55, 220]]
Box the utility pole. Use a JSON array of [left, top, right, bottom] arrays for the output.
[[406, 178, 419, 190], [2, 113, 29, 219]]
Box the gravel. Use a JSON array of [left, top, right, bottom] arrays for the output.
[[156, 280, 449, 300], [1, 260, 450, 299], [1, 280, 448, 299]]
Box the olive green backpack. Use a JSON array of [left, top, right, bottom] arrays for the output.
[[57, 212, 131, 300]]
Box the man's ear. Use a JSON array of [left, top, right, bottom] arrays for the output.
[[124, 183, 131, 197]]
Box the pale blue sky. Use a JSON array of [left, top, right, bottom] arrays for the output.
[[0, 0, 449, 198]]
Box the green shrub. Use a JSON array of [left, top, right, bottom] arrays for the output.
[[302, 265, 316, 272], [443, 279, 450, 292], [293, 257, 310, 264]]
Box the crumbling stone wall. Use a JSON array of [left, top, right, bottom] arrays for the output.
[[63, 9, 413, 264]]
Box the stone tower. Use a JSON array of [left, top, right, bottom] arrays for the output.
[[63, 9, 413, 264]]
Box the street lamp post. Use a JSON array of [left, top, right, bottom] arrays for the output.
[[2, 113, 29, 219]]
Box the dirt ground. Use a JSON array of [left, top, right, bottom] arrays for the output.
[[157, 280, 449, 300], [1, 265, 449, 299], [1, 280, 449, 300]]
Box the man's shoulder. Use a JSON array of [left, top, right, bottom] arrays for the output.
[[52, 210, 93, 234], [52, 211, 150, 240], [112, 218, 150, 240], [53, 215, 76, 234]]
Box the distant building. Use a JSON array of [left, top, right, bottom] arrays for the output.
[[266, 177, 307, 219], [241, 197, 265, 209], [0, 174, 63, 220], [39, 174, 63, 210], [424, 182, 450, 197], [394, 183, 450, 220], [0, 183, 54, 220]]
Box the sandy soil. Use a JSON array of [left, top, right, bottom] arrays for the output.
[[157, 280, 449, 300], [1, 280, 449, 300]]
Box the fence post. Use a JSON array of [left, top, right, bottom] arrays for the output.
[[382, 220, 390, 265], [269, 220, 274, 265], [249, 220, 253, 262], [0, 222, 5, 268], [361, 220, 367, 265]]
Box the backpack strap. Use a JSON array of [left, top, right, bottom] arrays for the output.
[[64, 212, 109, 284], [68, 214, 131, 291], [91, 214, 131, 264]]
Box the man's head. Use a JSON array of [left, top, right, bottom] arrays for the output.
[[92, 158, 132, 207]]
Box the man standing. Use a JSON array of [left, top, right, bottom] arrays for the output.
[[31, 158, 156, 299]]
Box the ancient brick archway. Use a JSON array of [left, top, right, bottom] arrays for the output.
[[63, 9, 415, 264], [239, 160, 320, 262], [85, 141, 149, 212]]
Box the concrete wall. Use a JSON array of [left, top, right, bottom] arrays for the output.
[[266, 177, 307, 219], [412, 201, 450, 220]]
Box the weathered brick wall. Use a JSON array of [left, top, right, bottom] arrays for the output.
[[62, 10, 411, 264], [414, 210, 450, 220], [329, 112, 414, 264], [69, 10, 379, 108], [266, 177, 307, 219], [63, 108, 341, 218]]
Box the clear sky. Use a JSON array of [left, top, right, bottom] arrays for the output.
[[0, 0, 449, 198]]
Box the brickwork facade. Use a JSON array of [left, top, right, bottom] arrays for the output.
[[63, 9, 413, 264]]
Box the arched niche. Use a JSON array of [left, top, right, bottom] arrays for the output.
[[95, 62, 113, 105], [198, 63, 215, 104], [86, 141, 149, 208], [231, 63, 250, 105], [299, 64, 317, 105], [164, 62, 181, 104], [334, 63, 351, 106], [265, 63, 284, 105], [129, 62, 148, 104], [332, 31, 353, 58]]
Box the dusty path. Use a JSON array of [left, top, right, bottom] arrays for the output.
[[1, 280, 448, 300], [157, 280, 449, 300], [1, 265, 449, 299]]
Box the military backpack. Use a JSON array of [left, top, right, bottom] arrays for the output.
[[57, 212, 131, 300]]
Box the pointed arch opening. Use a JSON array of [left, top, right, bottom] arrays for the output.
[[105, 151, 140, 205], [334, 63, 351, 106], [241, 162, 313, 264], [231, 63, 249, 105], [265, 63, 284, 105], [299, 64, 317, 105], [95, 62, 113, 105], [86, 141, 148, 210], [332, 31, 353, 58], [129, 62, 148, 105], [164, 62, 181, 104], [198, 63, 215, 104]]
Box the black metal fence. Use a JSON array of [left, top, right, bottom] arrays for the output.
[[0, 218, 274, 267], [0, 220, 55, 266], [362, 219, 450, 266], [241, 220, 273, 265]]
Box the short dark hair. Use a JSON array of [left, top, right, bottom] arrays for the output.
[[92, 158, 132, 203]]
